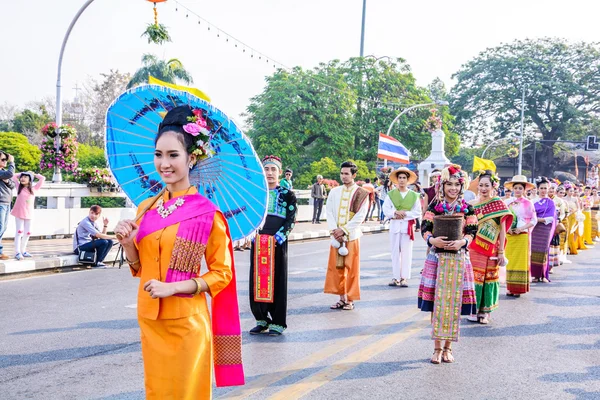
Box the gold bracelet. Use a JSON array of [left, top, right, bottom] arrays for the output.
[[192, 278, 203, 295], [126, 257, 140, 266]]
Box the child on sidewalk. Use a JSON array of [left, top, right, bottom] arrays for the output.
[[11, 171, 45, 260]]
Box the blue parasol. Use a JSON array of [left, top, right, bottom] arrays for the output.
[[105, 84, 268, 241]]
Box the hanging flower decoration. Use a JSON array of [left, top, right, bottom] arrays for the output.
[[507, 147, 519, 158], [184, 109, 215, 160], [74, 167, 117, 188], [424, 108, 443, 133], [142, 1, 171, 45], [39, 124, 79, 174]]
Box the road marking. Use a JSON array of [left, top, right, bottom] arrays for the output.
[[125, 304, 137, 309], [288, 268, 322, 275], [267, 316, 429, 399], [218, 308, 422, 399], [289, 249, 329, 257], [369, 252, 391, 259]]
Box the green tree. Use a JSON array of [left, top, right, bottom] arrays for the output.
[[247, 57, 459, 180], [127, 54, 193, 89], [451, 38, 600, 176], [0, 132, 42, 171], [77, 144, 106, 169], [12, 107, 51, 134]]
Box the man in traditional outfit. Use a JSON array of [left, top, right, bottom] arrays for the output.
[[325, 161, 369, 311], [382, 167, 421, 287], [249, 155, 297, 336]]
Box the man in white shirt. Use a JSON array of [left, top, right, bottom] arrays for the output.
[[383, 167, 422, 287], [324, 161, 369, 311]]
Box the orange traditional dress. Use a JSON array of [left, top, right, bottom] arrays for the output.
[[132, 187, 243, 399]]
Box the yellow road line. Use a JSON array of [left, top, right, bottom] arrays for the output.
[[219, 308, 423, 399], [267, 316, 429, 399]]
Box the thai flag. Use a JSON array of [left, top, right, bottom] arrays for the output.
[[377, 133, 410, 164]]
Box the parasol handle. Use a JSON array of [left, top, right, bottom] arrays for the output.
[[116, 188, 166, 240]]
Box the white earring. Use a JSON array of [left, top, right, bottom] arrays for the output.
[[189, 163, 194, 169]]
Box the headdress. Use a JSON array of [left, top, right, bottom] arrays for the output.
[[471, 169, 500, 191], [183, 109, 214, 159], [262, 155, 282, 170], [438, 164, 468, 201]]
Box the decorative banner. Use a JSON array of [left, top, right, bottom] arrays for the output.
[[377, 133, 410, 164]]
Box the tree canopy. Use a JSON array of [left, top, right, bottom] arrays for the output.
[[451, 38, 600, 176], [0, 132, 42, 172], [127, 54, 193, 89], [246, 57, 459, 183]]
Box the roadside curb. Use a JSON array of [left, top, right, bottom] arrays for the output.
[[0, 224, 389, 275]]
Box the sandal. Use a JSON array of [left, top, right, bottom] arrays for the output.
[[442, 347, 455, 363], [330, 300, 346, 310], [431, 348, 443, 364], [342, 302, 355, 311], [478, 315, 490, 325]]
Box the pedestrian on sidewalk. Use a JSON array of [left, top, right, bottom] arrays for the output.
[[249, 155, 297, 336], [467, 170, 512, 324], [11, 171, 45, 260], [503, 175, 537, 296], [375, 176, 391, 222], [280, 168, 293, 190], [0, 151, 15, 260], [372, 177, 381, 221], [73, 205, 114, 268], [383, 167, 421, 288], [325, 161, 369, 311], [113, 106, 244, 398], [311, 175, 326, 224], [418, 164, 478, 364]]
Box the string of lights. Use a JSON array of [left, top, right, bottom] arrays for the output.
[[170, 0, 434, 111]]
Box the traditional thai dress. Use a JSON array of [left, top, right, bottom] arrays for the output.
[[530, 197, 556, 281], [382, 188, 422, 281], [582, 195, 595, 244], [565, 197, 580, 255], [549, 196, 566, 268], [469, 197, 513, 314], [592, 195, 600, 240], [324, 183, 369, 301], [505, 197, 537, 294], [133, 187, 244, 399], [249, 186, 297, 334], [418, 200, 478, 342]]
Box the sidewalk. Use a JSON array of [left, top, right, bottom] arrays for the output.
[[0, 220, 389, 275]]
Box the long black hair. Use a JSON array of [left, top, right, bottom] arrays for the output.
[[17, 173, 34, 196], [155, 105, 197, 154]]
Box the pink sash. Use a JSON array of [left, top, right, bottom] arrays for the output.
[[137, 193, 245, 387]]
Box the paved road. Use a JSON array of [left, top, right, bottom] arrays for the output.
[[1, 233, 600, 399]]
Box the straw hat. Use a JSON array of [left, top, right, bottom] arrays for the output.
[[390, 167, 417, 185], [504, 175, 535, 191]]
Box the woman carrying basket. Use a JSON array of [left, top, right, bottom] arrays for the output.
[[418, 164, 478, 364]]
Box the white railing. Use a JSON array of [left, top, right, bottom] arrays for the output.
[[3, 185, 321, 239]]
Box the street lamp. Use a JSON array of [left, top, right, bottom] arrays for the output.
[[383, 99, 449, 168], [53, 0, 96, 183]]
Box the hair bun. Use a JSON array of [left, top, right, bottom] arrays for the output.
[[159, 105, 194, 131]]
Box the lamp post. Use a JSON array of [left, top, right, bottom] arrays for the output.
[[360, 0, 366, 57], [517, 86, 525, 176], [53, 0, 96, 183], [383, 100, 449, 168]]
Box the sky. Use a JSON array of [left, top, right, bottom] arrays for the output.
[[2, 0, 600, 126]]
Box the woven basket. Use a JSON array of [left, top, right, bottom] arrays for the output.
[[432, 214, 464, 241]]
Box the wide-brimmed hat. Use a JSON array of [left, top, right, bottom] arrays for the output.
[[504, 175, 535, 191], [390, 167, 417, 185]]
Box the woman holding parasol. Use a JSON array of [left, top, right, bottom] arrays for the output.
[[114, 106, 244, 399]]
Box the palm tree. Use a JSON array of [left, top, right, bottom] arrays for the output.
[[127, 54, 194, 89]]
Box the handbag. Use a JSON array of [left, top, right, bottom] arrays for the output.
[[75, 224, 98, 264]]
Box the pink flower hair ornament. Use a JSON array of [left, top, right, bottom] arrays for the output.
[[182, 108, 214, 161]]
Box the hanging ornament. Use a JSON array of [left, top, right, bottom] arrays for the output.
[[142, 1, 172, 45]]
